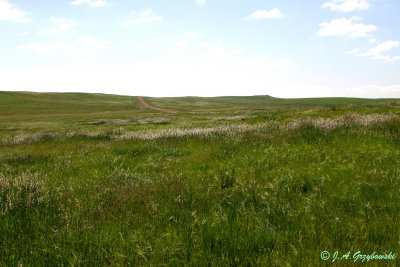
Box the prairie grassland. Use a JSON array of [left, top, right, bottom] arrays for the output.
[[1, 92, 400, 266]]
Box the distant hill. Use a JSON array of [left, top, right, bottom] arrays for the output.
[[0, 91, 398, 117]]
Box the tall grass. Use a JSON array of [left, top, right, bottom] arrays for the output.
[[1, 93, 400, 265]]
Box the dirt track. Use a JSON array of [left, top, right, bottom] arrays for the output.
[[136, 96, 177, 113]]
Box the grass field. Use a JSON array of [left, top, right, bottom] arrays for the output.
[[1, 91, 400, 265]]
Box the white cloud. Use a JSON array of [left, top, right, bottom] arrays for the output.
[[322, 0, 370, 12], [356, 41, 400, 61], [0, 32, 6, 37], [18, 36, 111, 56], [39, 18, 76, 34], [205, 40, 295, 69], [247, 9, 283, 20], [70, 0, 111, 7], [195, 0, 206, 5], [345, 48, 359, 54], [185, 31, 203, 39], [78, 36, 112, 49], [165, 39, 294, 72], [176, 40, 192, 49], [151, 37, 163, 43], [18, 42, 77, 56], [195, 42, 208, 48], [317, 16, 376, 37], [204, 40, 243, 61], [0, 0, 29, 22], [348, 84, 400, 98], [7, 40, 296, 97], [120, 9, 162, 27], [169, 39, 208, 52]]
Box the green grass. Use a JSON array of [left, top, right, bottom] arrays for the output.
[[143, 95, 398, 111], [1, 91, 400, 265]]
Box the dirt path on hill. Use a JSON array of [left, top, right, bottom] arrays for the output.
[[136, 96, 177, 114]]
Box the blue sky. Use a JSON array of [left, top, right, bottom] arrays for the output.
[[0, 0, 399, 97]]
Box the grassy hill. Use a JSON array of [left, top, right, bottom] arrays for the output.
[[0, 91, 397, 117], [0, 91, 137, 117], [1, 91, 400, 265], [144, 95, 398, 111]]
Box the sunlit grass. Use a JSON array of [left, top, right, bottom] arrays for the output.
[[1, 92, 400, 265]]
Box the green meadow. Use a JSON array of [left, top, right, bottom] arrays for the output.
[[1, 91, 400, 266]]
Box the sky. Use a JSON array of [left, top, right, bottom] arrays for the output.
[[0, 0, 399, 98]]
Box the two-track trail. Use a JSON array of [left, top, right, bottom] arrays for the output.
[[136, 96, 177, 114]]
